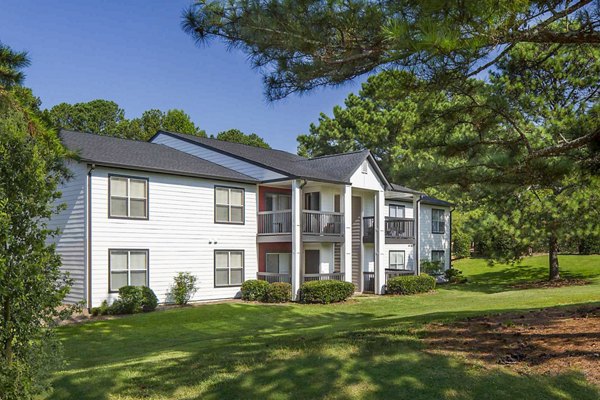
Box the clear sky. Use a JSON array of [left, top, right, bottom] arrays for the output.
[[1, 1, 366, 152]]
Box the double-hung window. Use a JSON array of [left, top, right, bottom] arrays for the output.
[[215, 187, 245, 223], [389, 204, 405, 218], [266, 253, 291, 274], [109, 249, 148, 292], [215, 250, 244, 287], [432, 209, 445, 234], [432, 250, 445, 269], [109, 176, 148, 219], [389, 250, 406, 270]]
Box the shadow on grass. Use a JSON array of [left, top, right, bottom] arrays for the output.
[[51, 303, 600, 400]]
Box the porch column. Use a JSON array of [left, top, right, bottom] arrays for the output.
[[291, 179, 302, 300], [413, 195, 420, 275], [374, 190, 386, 294], [343, 184, 353, 283]]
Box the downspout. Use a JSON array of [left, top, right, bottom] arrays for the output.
[[86, 164, 95, 310], [415, 195, 423, 275]]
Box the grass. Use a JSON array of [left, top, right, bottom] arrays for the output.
[[50, 255, 600, 400]]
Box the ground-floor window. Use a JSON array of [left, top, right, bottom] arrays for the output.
[[432, 250, 445, 269], [215, 250, 244, 287], [389, 250, 406, 269], [266, 253, 291, 274], [109, 249, 148, 292]]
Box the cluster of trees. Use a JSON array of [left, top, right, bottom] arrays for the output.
[[185, 0, 600, 279], [43, 100, 271, 148]]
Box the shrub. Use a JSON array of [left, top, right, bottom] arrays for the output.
[[444, 268, 468, 284], [263, 282, 292, 303], [421, 260, 443, 276], [386, 275, 436, 295], [171, 272, 198, 305], [90, 300, 110, 316], [140, 286, 158, 311], [241, 279, 270, 301], [299, 280, 355, 304], [109, 286, 159, 314]]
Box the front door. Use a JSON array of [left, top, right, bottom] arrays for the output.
[[304, 250, 320, 275]]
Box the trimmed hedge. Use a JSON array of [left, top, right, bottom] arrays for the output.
[[263, 282, 292, 303], [92, 286, 159, 315], [241, 279, 270, 301], [299, 280, 355, 304], [386, 275, 436, 295]]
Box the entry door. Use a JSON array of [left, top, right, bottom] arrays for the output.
[[351, 196, 362, 290], [305, 250, 320, 275]]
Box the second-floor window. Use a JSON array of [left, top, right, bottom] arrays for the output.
[[432, 209, 445, 234], [109, 176, 148, 219], [266, 193, 291, 211], [215, 186, 245, 224], [389, 204, 405, 218]]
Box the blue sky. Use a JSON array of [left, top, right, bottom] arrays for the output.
[[1, 1, 366, 152]]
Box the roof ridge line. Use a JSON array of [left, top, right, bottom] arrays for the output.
[[303, 149, 369, 161]]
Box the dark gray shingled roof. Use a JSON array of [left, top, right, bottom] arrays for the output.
[[390, 183, 424, 195], [153, 131, 388, 185], [60, 130, 258, 183], [420, 195, 454, 207]]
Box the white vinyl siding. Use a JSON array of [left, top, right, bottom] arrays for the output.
[[419, 204, 451, 271], [47, 161, 87, 304], [89, 167, 257, 307]]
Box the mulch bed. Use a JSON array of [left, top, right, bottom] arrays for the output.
[[422, 304, 600, 385], [510, 278, 591, 290]]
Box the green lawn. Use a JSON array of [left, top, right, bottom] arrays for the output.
[[51, 255, 600, 400]]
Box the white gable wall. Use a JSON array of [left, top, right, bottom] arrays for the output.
[[152, 133, 287, 181], [350, 160, 386, 191], [89, 166, 258, 307], [47, 161, 88, 304]]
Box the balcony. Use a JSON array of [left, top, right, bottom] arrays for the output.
[[258, 210, 292, 235], [302, 210, 343, 241], [385, 217, 414, 244], [303, 272, 345, 282]]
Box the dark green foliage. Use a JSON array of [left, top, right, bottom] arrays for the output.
[[0, 84, 73, 398], [90, 300, 111, 317], [0, 42, 30, 87], [386, 275, 436, 295], [110, 286, 158, 315], [140, 286, 158, 312], [240, 279, 270, 301], [170, 272, 198, 305], [214, 129, 271, 148], [182, 1, 598, 100], [420, 261, 443, 276], [444, 268, 468, 284], [262, 282, 292, 303], [299, 280, 355, 304]]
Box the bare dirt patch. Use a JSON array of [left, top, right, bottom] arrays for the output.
[[423, 305, 600, 385], [510, 278, 591, 290]]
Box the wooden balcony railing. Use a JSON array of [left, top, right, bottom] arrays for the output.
[[302, 210, 343, 235], [303, 272, 345, 282], [257, 210, 292, 234], [385, 268, 416, 280], [385, 217, 414, 240], [257, 271, 291, 284]]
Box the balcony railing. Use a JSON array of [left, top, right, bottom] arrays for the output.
[[385, 268, 416, 280], [385, 217, 414, 240], [257, 271, 291, 284], [302, 210, 343, 236], [257, 210, 292, 234], [362, 269, 415, 292], [303, 272, 345, 282]]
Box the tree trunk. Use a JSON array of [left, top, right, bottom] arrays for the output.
[[548, 234, 560, 280]]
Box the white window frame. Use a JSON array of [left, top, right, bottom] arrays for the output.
[[388, 250, 406, 270], [214, 250, 245, 287], [265, 252, 292, 274], [109, 249, 149, 292], [432, 208, 445, 234], [215, 186, 245, 224], [109, 175, 148, 219]]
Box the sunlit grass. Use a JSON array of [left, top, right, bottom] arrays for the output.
[[50, 255, 600, 399]]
